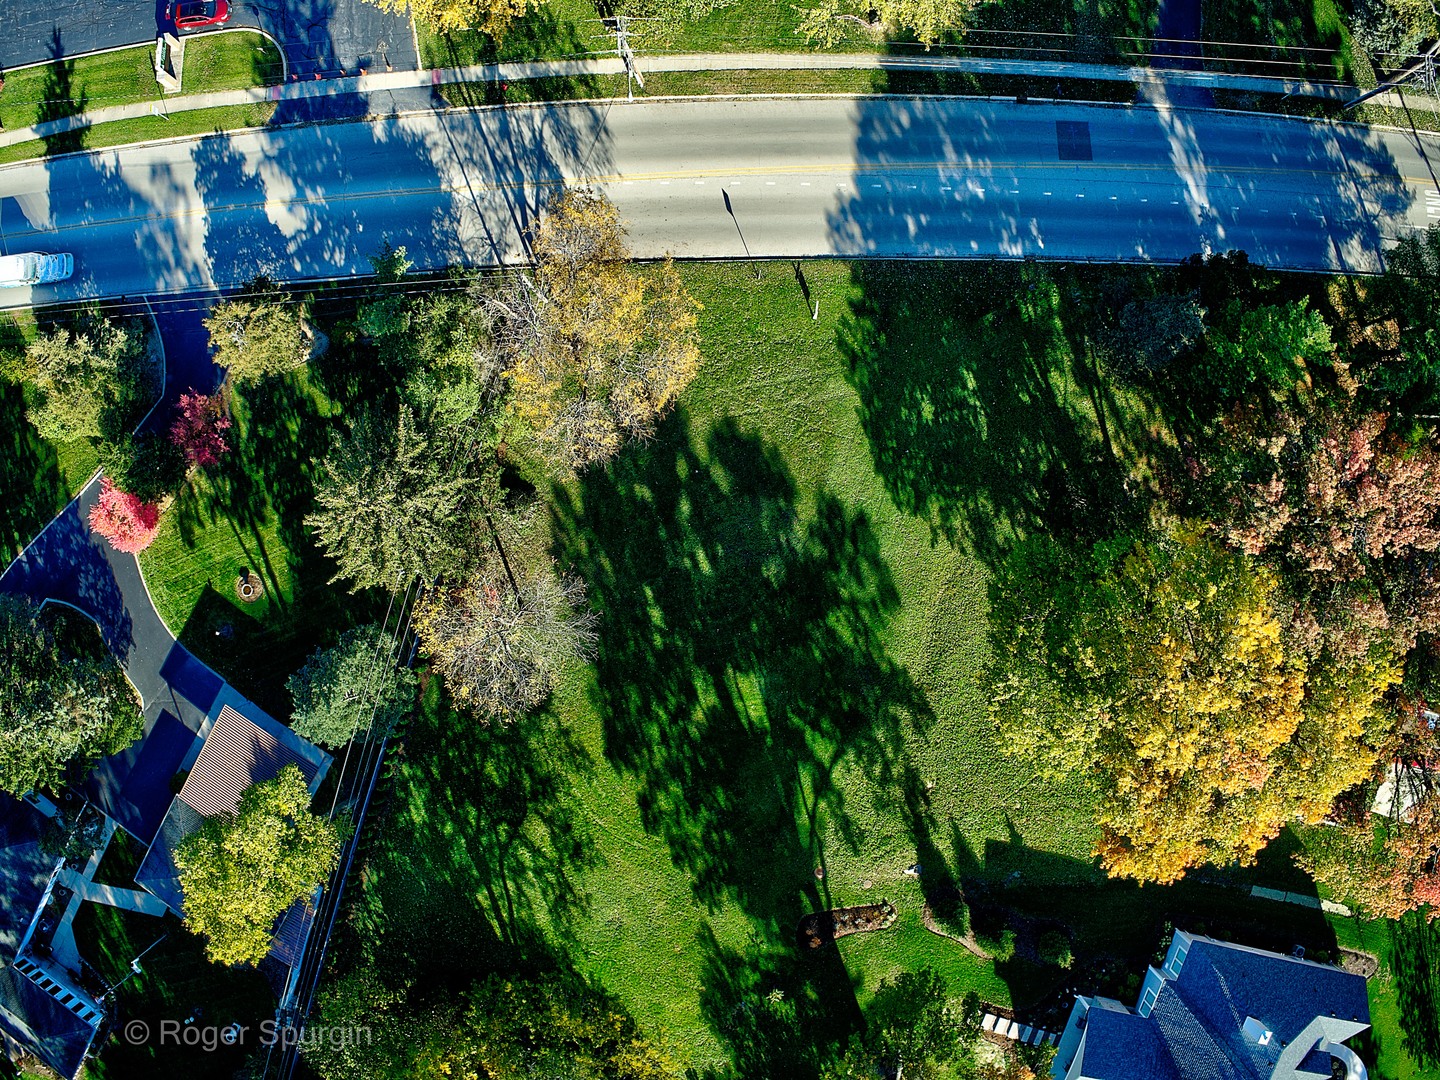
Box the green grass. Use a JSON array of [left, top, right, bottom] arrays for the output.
[[0, 103, 277, 166], [419, 0, 1158, 69], [0, 312, 99, 564], [137, 361, 383, 715], [343, 261, 1422, 1073], [0, 33, 280, 133]]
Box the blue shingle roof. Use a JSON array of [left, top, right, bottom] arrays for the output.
[[1080, 1007, 1183, 1080], [1062, 935, 1371, 1080]]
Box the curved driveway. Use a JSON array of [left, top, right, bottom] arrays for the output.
[[0, 95, 1433, 312]]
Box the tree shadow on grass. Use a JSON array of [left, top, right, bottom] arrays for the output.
[[695, 920, 863, 1080], [166, 368, 378, 712], [36, 32, 89, 157], [839, 261, 1136, 565], [555, 415, 929, 918], [341, 682, 600, 987], [0, 379, 68, 565], [1391, 912, 1440, 1068], [553, 414, 931, 1073]]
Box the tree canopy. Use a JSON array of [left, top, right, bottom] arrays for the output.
[[204, 279, 310, 383], [0, 595, 143, 797], [363, 0, 538, 38], [487, 188, 701, 469], [415, 550, 597, 720], [305, 968, 676, 1080], [287, 624, 418, 747], [797, 0, 980, 48], [174, 765, 340, 966], [24, 313, 151, 443], [307, 404, 471, 591], [988, 524, 1393, 883]]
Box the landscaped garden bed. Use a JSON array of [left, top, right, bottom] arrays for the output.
[[798, 901, 897, 949]]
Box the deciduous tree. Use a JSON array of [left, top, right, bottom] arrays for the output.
[[287, 624, 418, 747], [486, 189, 701, 469], [1194, 298, 1334, 401], [204, 278, 310, 383], [87, 477, 161, 553], [1298, 703, 1440, 920], [415, 551, 597, 720], [413, 972, 678, 1079], [862, 968, 976, 1080], [174, 765, 340, 966], [0, 595, 143, 796], [797, 0, 979, 48], [307, 405, 471, 591], [24, 313, 150, 442], [169, 391, 232, 468], [363, 0, 540, 39], [988, 524, 1392, 883]]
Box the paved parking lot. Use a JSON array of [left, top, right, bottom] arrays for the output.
[[0, 0, 417, 78]]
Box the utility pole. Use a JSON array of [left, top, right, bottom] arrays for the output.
[[614, 15, 645, 101], [1345, 40, 1440, 111]]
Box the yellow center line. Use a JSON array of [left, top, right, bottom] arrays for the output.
[[46, 158, 1432, 234]]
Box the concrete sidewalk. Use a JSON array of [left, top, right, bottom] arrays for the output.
[[0, 50, 1366, 152]]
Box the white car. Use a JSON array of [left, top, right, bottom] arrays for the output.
[[0, 252, 74, 288]]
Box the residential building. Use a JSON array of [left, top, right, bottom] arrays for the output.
[[1051, 930, 1371, 1080]]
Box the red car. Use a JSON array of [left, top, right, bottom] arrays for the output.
[[169, 0, 230, 30]]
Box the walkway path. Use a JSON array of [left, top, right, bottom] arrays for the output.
[[0, 50, 1362, 152]]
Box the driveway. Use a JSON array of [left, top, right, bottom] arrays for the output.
[[0, 0, 417, 78]]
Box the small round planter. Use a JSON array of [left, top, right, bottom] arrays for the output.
[[236, 571, 264, 604]]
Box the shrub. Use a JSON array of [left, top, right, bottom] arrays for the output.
[[977, 926, 1017, 962], [1037, 929, 1073, 969], [169, 391, 232, 468], [88, 478, 160, 554], [100, 431, 185, 503]]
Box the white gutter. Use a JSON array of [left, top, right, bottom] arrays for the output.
[[1328, 1041, 1369, 1080]]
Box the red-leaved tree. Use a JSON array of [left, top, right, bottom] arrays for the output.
[[169, 391, 231, 468], [88, 479, 160, 554]]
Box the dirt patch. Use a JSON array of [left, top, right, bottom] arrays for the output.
[[1339, 948, 1379, 979], [798, 901, 896, 949]]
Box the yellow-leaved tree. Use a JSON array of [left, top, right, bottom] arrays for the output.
[[987, 523, 1394, 884], [365, 0, 539, 39], [483, 188, 701, 469]]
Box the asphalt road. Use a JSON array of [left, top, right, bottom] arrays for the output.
[[0, 96, 1435, 308], [0, 0, 417, 78]]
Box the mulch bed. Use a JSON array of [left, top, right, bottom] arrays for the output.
[[798, 901, 897, 949]]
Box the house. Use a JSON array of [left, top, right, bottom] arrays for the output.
[[1051, 930, 1371, 1080], [133, 700, 331, 977], [0, 686, 331, 1078], [0, 794, 104, 1080]]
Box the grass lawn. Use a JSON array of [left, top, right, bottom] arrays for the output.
[[0, 33, 281, 133], [341, 260, 1428, 1075], [138, 360, 385, 716], [0, 103, 278, 167], [418, 0, 1159, 69]]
